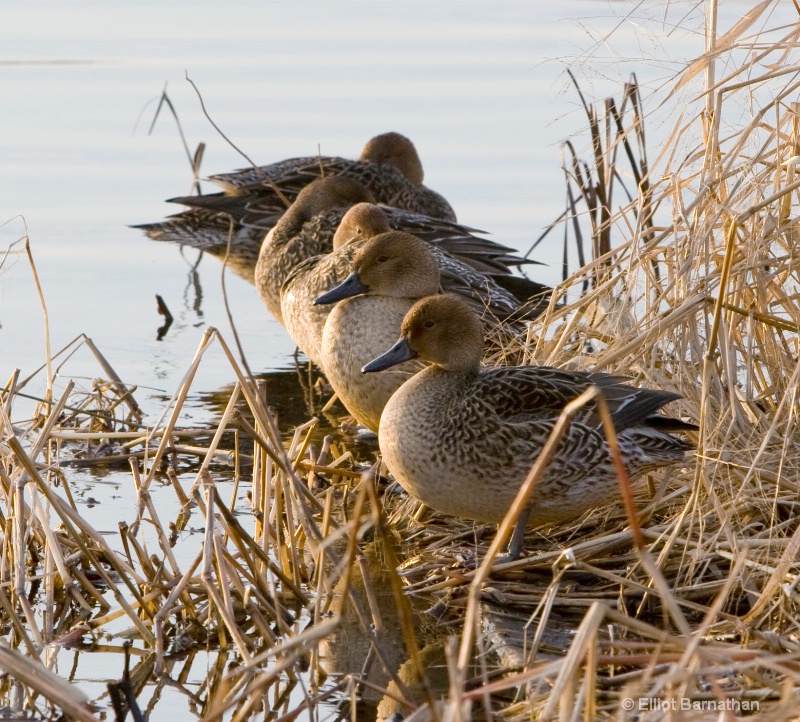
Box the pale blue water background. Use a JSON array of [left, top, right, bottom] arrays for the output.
[[0, 1, 780, 717]]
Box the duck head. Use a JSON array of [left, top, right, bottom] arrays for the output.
[[315, 231, 439, 305], [332, 203, 391, 249], [363, 294, 483, 374], [287, 177, 376, 225], [360, 132, 424, 185]]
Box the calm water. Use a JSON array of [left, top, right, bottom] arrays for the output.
[[0, 1, 775, 717]]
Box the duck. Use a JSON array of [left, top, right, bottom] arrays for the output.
[[311, 228, 550, 431], [362, 294, 695, 560], [280, 202, 545, 370], [279, 202, 394, 369], [257, 178, 530, 328], [134, 132, 456, 282], [255, 177, 376, 323]]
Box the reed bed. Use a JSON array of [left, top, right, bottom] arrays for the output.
[[5, 3, 800, 720], [1, 324, 416, 720]]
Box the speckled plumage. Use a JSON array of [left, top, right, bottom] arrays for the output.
[[264, 195, 540, 338], [313, 229, 550, 431], [322, 295, 422, 431], [285, 237, 542, 369], [257, 204, 364, 323], [209, 153, 455, 222], [369, 295, 694, 531], [381, 366, 692, 525], [133, 132, 456, 274]]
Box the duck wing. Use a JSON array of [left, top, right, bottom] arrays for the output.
[[163, 157, 357, 233], [209, 156, 349, 193], [473, 366, 684, 432], [380, 206, 531, 275], [434, 252, 528, 324]]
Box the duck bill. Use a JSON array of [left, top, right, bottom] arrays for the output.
[[362, 337, 418, 373], [314, 272, 368, 305]]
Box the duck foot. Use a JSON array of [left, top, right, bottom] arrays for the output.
[[493, 509, 530, 566]]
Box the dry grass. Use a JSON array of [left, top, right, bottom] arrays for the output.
[[4, 2, 800, 719]]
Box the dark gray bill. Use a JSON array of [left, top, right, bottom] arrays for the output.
[[314, 272, 368, 305], [362, 337, 418, 373]]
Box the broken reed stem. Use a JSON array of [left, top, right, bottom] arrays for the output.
[[540, 601, 606, 722], [363, 471, 437, 714], [142, 327, 217, 490], [0, 645, 98, 722], [23, 233, 52, 405], [7, 437, 154, 639]]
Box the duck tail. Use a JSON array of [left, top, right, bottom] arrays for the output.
[[643, 415, 699, 434], [490, 275, 552, 320]]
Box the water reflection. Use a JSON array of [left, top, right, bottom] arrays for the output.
[[25, 330, 579, 720], [191, 373, 462, 720], [153, 250, 203, 342], [320, 542, 450, 722], [155, 294, 174, 340], [194, 360, 381, 458]]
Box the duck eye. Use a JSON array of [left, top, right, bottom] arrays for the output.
[[377, 255, 389, 263], [356, 227, 363, 235], [423, 320, 435, 329]]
